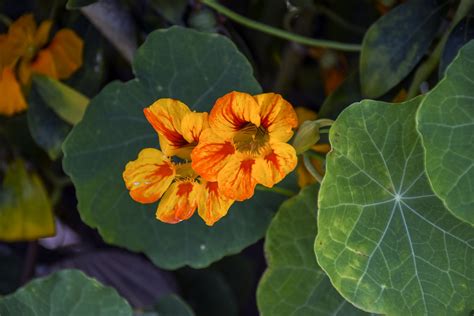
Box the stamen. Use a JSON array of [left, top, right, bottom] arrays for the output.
[[233, 123, 269, 154]]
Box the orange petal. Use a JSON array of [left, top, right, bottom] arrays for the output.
[[253, 142, 297, 187], [217, 154, 257, 201], [156, 180, 199, 224], [209, 91, 261, 139], [191, 129, 235, 181], [198, 179, 234, 226], [123, 148, 175, 204], [143, 98, 192, 158], [18, 59, 32, 85], [34, 20, 52, 48], [254, 93, 298, 143], [295, 107, 318, 126], [181, 112, 209, 144], [31, 29, 83, 79], [0, 68, 27, 116], [8, 14, 36, 57], [311, 143, 331, 154]]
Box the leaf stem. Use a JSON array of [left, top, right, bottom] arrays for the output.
[[256, 185, 296, 197], [201, 0, 362, 52], [407, 0, 474, 98], [303, 154, 323, 183]]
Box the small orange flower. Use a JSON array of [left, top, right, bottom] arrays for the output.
[[191, 91, 298, 201], [0, 14, 83, 116], [123, 99, 233, 226]]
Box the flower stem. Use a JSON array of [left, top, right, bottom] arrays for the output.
[[201, 0, 362, 52], [256, 185, 296, 197], [407, 0, 474, 98], [303, 154, 323, 183]]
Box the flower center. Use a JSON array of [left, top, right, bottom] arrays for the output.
[[174, 162, 197, 180], [233, 123, 269, 154]]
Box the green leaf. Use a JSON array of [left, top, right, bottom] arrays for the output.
[[315, 97, 474, 315], [32, 75, 89, 125], [0, 159, 55, 241], [360, 0, 446, 98], [66, 0, 97, 9], [293, 120, 321, 154], [417, 40, 474, 225], [0, 270, 132, 315], [155, 295, 194, 316], [27, 84, 71, 160], [439, 16, 474, 77], [257, 184, 369, 316], [62, 26, 280, 269]]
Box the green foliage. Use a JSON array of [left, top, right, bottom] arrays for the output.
[[417, 40, 474, 225], [360, 0, 446, 98], [62, 26, 284, 269], [0, 270, 132, 316], [315, 97, 474, 315], [155, 295, 194, 316], [27, 86, 71, 160], [32, 75, 89, 125], [0, 159, 54, 241], [439, 16, 474, 77], [257, 184, 369, 316]]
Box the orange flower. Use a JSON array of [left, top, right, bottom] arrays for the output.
[[0, 14, 83, 116], [191, 91, 298, 201], [123, 99, 233, 226]]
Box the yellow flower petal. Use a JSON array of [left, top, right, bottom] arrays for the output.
[[31, 29, 83, 79], [123, 148, 175, 204], [34, 20, 52, 48], [209, 91, 261, 139], [253, 142, 297, 187], [191, 129, 236, 181], [181, 111, 209, 144], [143, 98, 192, 158], [156, 180, 199, 224], [217, 154, 257, 201], [295, 107, 318, 125], [254, 93, 298, 143], [198, 179, 234, 226], [18, 59, 32, 85], [0, 68, 27, 116]]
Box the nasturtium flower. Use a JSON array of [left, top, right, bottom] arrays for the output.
[[123, 99, 234, 226], [0, 13, 83, 116], [191, 91, 298, 201]]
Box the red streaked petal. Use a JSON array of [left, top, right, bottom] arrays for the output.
[[191, 129, 235, 181], [181, 111, 209, 144], [144, 98, 191, 158], [123, 148, 175, 203], [209, 91, 261, 139], [197, 179, 234, 226], [217, 154, 257, 201], [156, 180, 199, 224], [254, 93, 298, 143], [253, 142, 297, 187]]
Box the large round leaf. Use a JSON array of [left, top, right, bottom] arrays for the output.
[[417, 40, 474, 225], [360, 0, 445, 98], [0, 270, 132, 316], [62, 26, 285, 269], [257, 184, 369, 316], [315, 98, 474, 315]]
